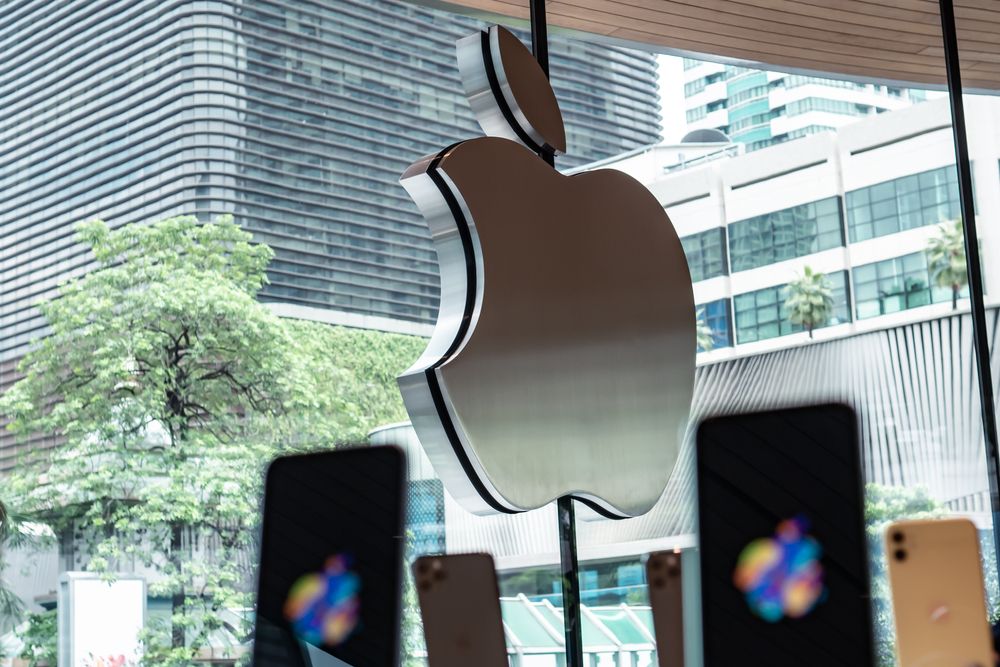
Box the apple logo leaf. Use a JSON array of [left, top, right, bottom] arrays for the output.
[[398, 25, 695, 519]]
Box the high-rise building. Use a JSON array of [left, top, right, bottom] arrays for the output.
[[681, 60, 924, 151], [0, 0, 661, 361]]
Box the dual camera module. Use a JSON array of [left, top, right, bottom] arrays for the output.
[[891, 530, 907, 562]]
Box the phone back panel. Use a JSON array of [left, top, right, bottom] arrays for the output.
[[646, 550, 684, 667], [412, 553, 508, 667], [885, 518, 992, 667]]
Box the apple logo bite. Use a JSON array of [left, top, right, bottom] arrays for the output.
[[399, 25, 695, 519]]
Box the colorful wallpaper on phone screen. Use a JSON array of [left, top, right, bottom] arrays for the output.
[[283, 554, 361, 646], [733, 516, 826, 622]]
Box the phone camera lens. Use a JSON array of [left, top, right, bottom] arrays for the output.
[[894, 549, 907, 562], [891, 531, 905, 544], [652, 577, 665, 589], [667, 565, 680, 577]]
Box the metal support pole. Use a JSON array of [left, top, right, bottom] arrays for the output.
[[938, 0, 1000, 575], [530, 0, 550, 80], [528, 3, 582, 664], [558, 496, 585, 667], [530, 0, 556, 168]]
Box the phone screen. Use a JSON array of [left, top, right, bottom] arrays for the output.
[[696, 405, 873, 667], [252, 447, 405, 667]]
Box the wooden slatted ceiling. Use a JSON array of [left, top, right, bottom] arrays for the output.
[[421, 0, 1000, 92]]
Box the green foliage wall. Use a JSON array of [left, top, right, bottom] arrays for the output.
[[281, 319, 425, 443]]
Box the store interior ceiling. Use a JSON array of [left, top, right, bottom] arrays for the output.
[[417, 0, 1000, 92]]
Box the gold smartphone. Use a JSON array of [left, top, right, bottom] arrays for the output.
[[412, 553, 508, 667], [885, 518, 993, 667], [646, 550, 684, 667]]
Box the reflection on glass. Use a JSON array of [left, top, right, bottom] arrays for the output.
[[1, 0, 999, 665]]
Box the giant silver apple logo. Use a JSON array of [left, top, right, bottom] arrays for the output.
[[399, 26, 695, 518]]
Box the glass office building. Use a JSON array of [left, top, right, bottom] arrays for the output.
[[682, 62, 925, 151], [0, 0, 661, 361]]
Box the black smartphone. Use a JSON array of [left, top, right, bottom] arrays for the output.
[[251, 446, 406, 667], [696, 404, 873, 667]]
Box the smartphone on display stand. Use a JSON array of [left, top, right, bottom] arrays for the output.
[[696, 404, 874, 667], [251, 446, 406, 667], [646, 550, 685, 667], [885, 518, 993, 667], [412, 553, 508, 667]]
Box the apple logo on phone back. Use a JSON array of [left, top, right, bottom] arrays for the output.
[[398, 26, 695, 519]]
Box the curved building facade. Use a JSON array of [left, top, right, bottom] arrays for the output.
[[0, 0, 661, 360]]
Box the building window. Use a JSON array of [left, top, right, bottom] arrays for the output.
[[699, 298, 733, 350], [785, 98, 873, 117], [684, 79, 707, 96], [686, 106, 708, 123], [852, 252, 954, 319], [681, 227, 728, 282], [846, 166, 960, 243], [728, 197, 844, 272], [407, 479, 445, 555], [734, 271, 850, 344], [728, 85, 769, 107]]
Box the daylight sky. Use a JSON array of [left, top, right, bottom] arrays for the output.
[[658, 55, 688, 143]]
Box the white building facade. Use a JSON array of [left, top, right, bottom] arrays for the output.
[[608, 96, 1000, 362]]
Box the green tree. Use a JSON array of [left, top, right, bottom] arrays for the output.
[[696, 308, 714, 352], [926, 218, 967, 310], [0, 216, 353, 665], [784, 266, 834, 339]]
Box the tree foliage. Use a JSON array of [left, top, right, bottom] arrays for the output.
[[864, 483, 946, 667], [926, 218, 967, 310], [784, 266, 834, 339], [0, 216, 423, 664], [17, 610, 57, 667], [0, 499, 54, 635], [0, 500, 25, 633]]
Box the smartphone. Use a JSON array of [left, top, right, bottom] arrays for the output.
[[252, 446, 406, 667], [412, 553, 508, 667], [646, 550, 684, 667], [885, 518, 992, 667], [696, 404, 874, 667]]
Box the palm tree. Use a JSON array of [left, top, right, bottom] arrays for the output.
[[0, 500, 26, 633], [0, 500, 51, 634], [926, 218, 967, 310], [696, 308, 715, 352], [784, 266, 834, 339]]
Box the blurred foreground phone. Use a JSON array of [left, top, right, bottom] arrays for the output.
[[885, 518, 992, 667], [696, 404, 874, 667], [252, 446, 405, 667], [412, 553, 507, 667], [646, 550, 684, 667]]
